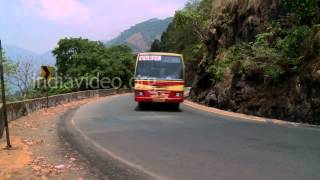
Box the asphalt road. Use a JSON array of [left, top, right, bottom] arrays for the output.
[[71, 94, 320, 180]]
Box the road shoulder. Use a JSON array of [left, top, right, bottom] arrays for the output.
[[0, 98, 104, 180]]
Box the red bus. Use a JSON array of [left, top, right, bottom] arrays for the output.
[[134, 52, 185, 109]]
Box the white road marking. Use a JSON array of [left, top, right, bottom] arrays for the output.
[[71, 114, 168, 180]]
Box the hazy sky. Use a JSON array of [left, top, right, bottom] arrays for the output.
[[0, 0, 187, 54]]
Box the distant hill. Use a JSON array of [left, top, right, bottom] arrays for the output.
[[105, 17, 173, 52], [4, 46, 56, 69], [3, 46, 56, 93]]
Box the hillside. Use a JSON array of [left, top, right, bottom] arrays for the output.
[[4, 46, 56, 68], [153, 0, 320, 124], [106, 17, 173, 52], [192, 0, 320, 124]]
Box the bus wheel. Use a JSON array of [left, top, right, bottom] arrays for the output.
[[172, 103, 180, 111], [138, 102, 146, 110]]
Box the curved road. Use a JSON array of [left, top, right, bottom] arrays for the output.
[[71, 94, 320, 180]]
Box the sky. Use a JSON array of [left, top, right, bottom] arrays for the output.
[[0, 0, 187, 54]]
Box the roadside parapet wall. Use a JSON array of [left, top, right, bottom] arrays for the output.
[[0, 89, 131, 122]]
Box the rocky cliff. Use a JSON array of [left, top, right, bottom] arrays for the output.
[[190, 0, 320, 124]]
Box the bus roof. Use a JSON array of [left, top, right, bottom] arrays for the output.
[[138, 52, 183, 57]]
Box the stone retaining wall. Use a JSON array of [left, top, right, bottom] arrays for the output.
[[0, 89, 131, 122]]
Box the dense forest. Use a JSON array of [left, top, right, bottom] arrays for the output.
[[151, 0, 320, 124]]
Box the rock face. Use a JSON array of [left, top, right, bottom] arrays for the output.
[[195, 0, 283, 88], [191, 65, 320, 124], [204, 0, 281, 59], [190, 0, 320, 124]]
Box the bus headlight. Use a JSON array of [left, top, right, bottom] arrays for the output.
[[138, 91, 144, 96], [176, 93, 181, 97]]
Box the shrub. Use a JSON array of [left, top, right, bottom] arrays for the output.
[[264, 64, 285, 81], [275, 26, 312, 71], [207, 44, 249, 81], [250, 25, 313, 80], [282, 0, 320, 26]]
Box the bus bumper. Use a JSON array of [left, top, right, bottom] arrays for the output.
[[135, 90, 184, 103], [135, 97, 184, 103]]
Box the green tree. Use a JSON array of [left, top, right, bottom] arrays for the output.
[[52, 38, 135, 91], [53, 38, 105, 79], [150, 0, 212, 62], [97, 45, 135, 86], [1, 52, 18, 101], [7, 60, 35, 99], [150, 39, 162, 52]]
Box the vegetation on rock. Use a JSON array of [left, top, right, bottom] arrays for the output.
[[155, 0, 320, 124]]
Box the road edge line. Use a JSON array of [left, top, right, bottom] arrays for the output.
[[58, 96, 166, 180], [183, 100, 319, 128]]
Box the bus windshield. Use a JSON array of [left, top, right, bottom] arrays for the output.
[[136, 55, 183, 80]]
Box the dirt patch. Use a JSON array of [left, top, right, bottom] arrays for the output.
[[0, 97, 109, 180], [0, 137, 32, 179]]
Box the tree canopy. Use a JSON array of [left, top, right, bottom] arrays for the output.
[[150, 0, 212, 64], [52, 38, 135, 91]]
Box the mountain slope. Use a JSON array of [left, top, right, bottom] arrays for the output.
[[4, 46, 56, 68], [106, 17, 173, 52], [4, 46, 37, 60]]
